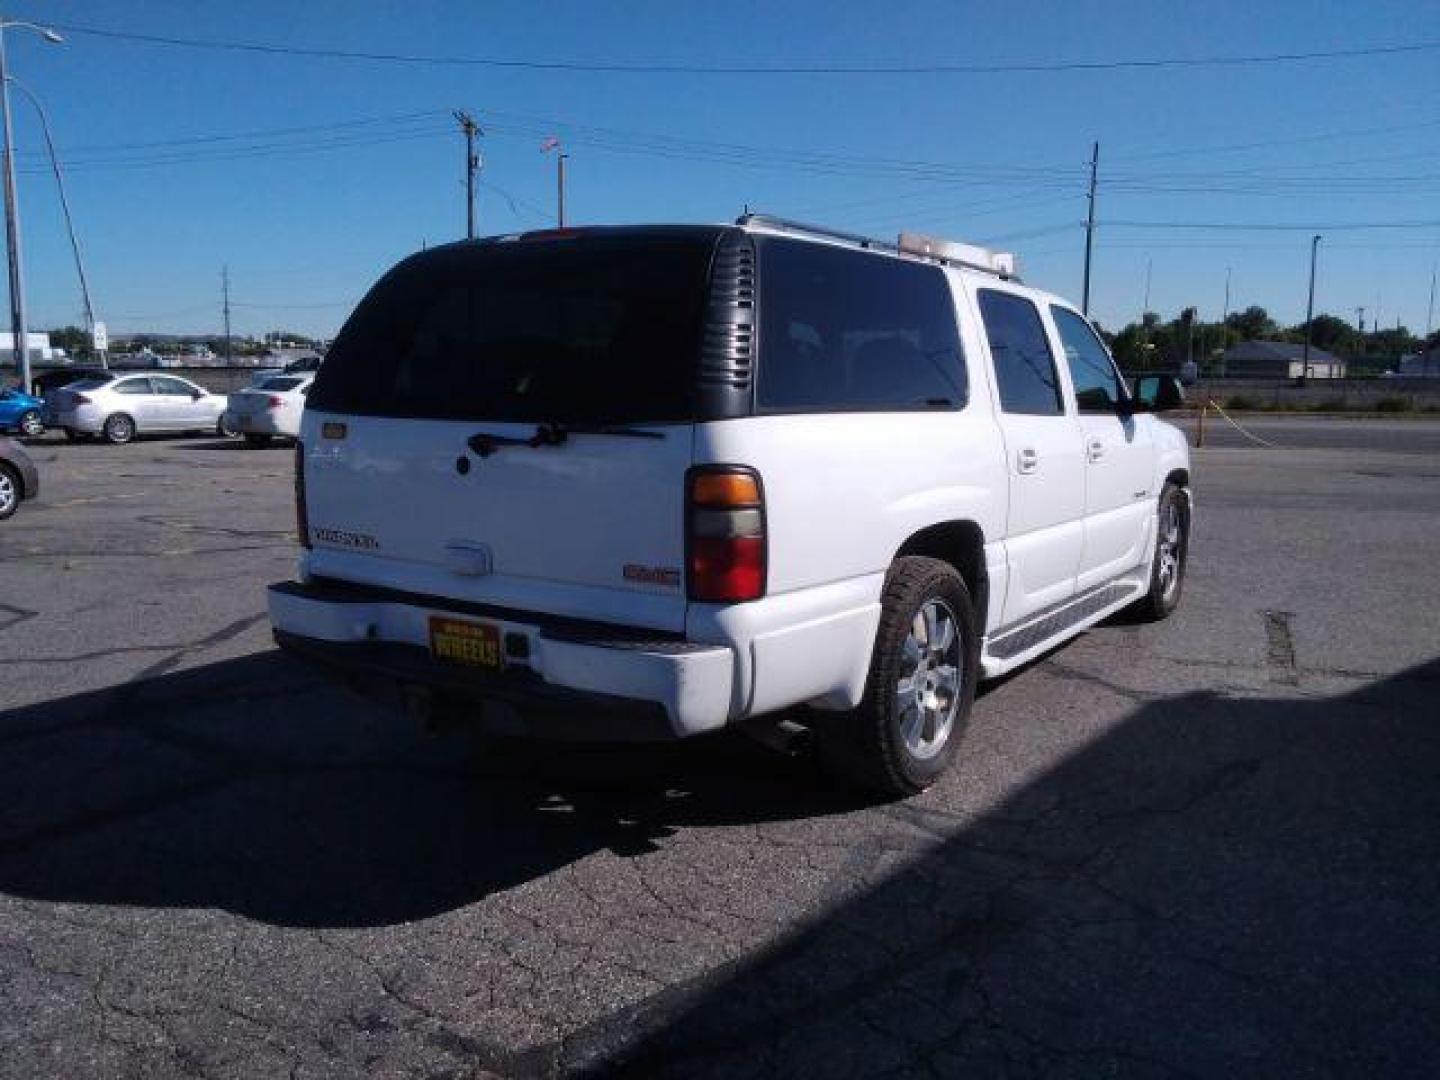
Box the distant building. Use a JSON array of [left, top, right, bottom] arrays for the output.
[[0, 331, 59, 363], [1397, 348, 1440, 377], [1221, 340, 1347, 379]]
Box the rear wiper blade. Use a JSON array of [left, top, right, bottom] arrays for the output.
[[534, 421, 665, 442], [467, 422, 664, 458]]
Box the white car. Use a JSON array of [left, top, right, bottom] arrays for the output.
[[49, 372, 234, 444], [225, 374, 313, 445], [268, 217, 1192, 795]]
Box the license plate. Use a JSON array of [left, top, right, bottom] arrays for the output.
[[428, 616, 503, 671]]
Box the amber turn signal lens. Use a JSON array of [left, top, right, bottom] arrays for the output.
[[691, 472, 760, 507]]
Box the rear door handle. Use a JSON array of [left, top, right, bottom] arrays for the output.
[[1087, 438, 1106, 462], [1016, 447, 1039, 474]]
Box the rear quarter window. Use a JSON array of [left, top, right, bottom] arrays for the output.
[[755, 238, 967, 413]]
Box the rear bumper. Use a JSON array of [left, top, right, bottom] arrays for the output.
[[267, 579, 735, 739], [228, 410, 291, 436]]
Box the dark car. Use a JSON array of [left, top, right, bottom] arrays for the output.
[[0, 435, 38, 520]]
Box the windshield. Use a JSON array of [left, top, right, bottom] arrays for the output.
[[256, 376, 305, 391], [66, 379, 109, 392], [308, 233, 717, 424]]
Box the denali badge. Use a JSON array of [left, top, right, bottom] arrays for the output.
[[312, 527, 380, 550], [623, 564, 681, 589]]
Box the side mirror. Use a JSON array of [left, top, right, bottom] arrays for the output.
[[1131, 374, 1185, 413]]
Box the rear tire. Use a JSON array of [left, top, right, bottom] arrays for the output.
[[17, 409, 42, 438], [102, 413, 135, 445], [818, 556, 978, 797], [1132, 482, 1189, 622], [244, 433, 271, 448], [0, 463, 19, 519]]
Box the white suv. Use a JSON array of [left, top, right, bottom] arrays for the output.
[[268, 216, 1191, 795]]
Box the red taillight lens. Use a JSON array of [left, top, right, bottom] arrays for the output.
[[687, 467, 765, 602], [294, 440, 311, 549], [266, 396, 283, 409]]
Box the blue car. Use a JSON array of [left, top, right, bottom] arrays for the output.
[[0, 386, 45, 437]]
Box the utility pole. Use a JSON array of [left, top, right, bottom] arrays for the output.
[[454, 110, 481, 239], [1355, 306, 1365, 334], [557, 152, 568, 228], [221, 265, 232, 365], [541, 138, 567, 228], [1082, 141, 1099, 316], [1219, 267, 1231, 375], [1426, 264, 1435, 340], [1301, 234, 1321, 383]]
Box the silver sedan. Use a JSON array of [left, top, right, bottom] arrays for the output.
[[48, 373, 236, 444]]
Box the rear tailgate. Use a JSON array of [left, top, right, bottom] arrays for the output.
[[303, 414, 692, 632], [299, 229, 723, 634]]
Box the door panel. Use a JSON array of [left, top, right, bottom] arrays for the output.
[[975, 287, 1085, 627], [1047, 305, 1155, 589]]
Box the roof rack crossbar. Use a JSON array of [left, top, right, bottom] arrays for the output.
[[735, 212, 1019, 280]]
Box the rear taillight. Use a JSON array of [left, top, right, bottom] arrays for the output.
[[687, 466, 766, 602], [294, 440, 311, 549], [266, 396, 283, 409]]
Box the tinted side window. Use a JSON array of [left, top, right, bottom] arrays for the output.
[[153, 377, 196, 396], [978, 290, 1063, 416], [757, 239, 966, 412], [113, 378, 153, 395], [1051, 307, 1124, 413]]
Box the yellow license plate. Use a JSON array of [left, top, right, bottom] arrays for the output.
[[429, 616, 503, 671]]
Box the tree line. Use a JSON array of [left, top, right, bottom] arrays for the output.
[[1098, 307, 1436, 375]]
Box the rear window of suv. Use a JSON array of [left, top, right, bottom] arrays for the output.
[[308, 233, 717, 424]]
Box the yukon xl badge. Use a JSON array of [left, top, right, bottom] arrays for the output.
[[623, 564, 681, 589], [312, 527, 381, 551]]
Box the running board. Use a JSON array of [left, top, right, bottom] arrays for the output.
[[984, 579, 1142, 661]]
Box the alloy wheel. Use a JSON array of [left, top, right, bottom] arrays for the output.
[[896, 598, 963, 760]]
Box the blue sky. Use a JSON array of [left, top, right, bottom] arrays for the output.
[[4, 0, 1439, 340]]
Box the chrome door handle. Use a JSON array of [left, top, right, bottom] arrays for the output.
[[1087, 438, 1106, 462], [1017, 447, 1039, 474]]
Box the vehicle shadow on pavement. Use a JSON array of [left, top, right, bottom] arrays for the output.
[[0, 651, 859, 930], [579, 660, 1440, 1077]]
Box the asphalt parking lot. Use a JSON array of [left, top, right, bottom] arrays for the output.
[[2, 419, 1438, 1078]]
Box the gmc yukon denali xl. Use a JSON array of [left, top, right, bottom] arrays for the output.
[[269, 215, 1192, 795]]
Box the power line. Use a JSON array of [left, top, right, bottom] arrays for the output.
[[51, 22, 1440, 74], [1103, 218, 1440, 231]]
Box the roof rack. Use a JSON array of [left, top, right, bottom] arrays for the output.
[[735, 212, 1020, 280]]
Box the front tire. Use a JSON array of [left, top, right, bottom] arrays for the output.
[[217, 414, 240, 438], [102, 413, 135, 445], [819, 556, 978, 797], [1132, 482, 1189, 621], [17, 409, 43, 438]]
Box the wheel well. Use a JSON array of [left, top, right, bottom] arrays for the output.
[[1165, 468, 1190, 488], [895, 522, 988, 628]]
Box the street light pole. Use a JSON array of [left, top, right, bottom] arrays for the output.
[[1301, 234, 1321, 382], [6, 77, 96, 362], [0, 17, 62, 391]]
